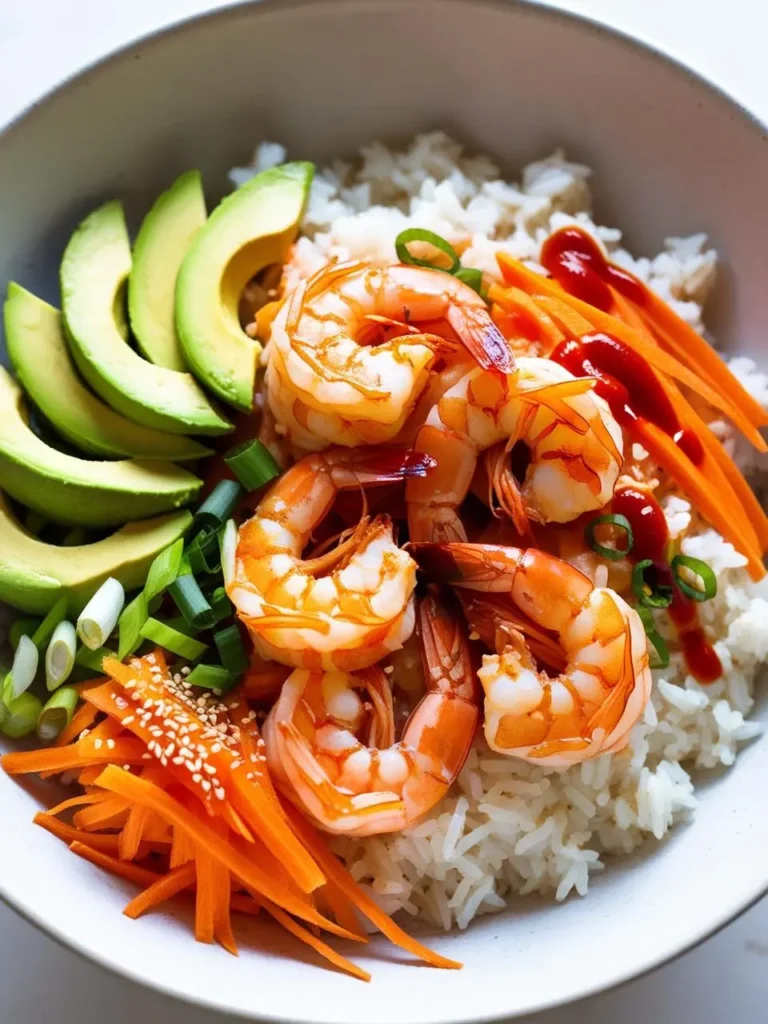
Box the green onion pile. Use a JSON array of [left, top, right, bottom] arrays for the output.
[[394, 228, 486, 297], [0, 438, 281, 741]]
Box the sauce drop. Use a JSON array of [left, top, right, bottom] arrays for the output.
[[540, 225, 647, 308], [610, 486, 721, 683]]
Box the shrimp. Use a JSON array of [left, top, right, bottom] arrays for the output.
[[263, 586, 480, 835], [406, 356, 624, 543], [411, 543, 652, 768], [227, 447, 433, 672], [266, 260, 513, 450]]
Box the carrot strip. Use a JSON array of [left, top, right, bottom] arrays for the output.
[[490, 286, 565, 347], [54, 701, 99, 748], [261, 898, 370, 982], [69, 840, 158, 888], [231, 893, 262, 916], [119, 804, 151, 861], [1, 739, 146, 775], [497, 255, 767, 448], [319, 881, 368, 940], [699, 421, 768, 551], [634, 420, 765, 578], [526, 292, 595, 339], [194, 844, 216, 945], [639, 288, 768, 429], [284, 805, 461, 970], [94, 765, 359, 941], [74, 796, 130, 831], [33, 813, 121, 854], [78, 765, 110, 786], [45, 792, 107, 817], [124, 862, 196, 920], [170, 826, 196, 868]]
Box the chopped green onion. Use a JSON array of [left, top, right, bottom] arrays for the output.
[[455, 266, 484, 294], [118, 592, 148, 660], [140, 618, 209, 660], [214, 624, 249, 674], [210, 587, 233, 625], [186, 663, 236, 693], [32, 596, 69, 650], [631, 560, 673, 609], [37, 686, 79, 741], [168, 572, 214, 630], [45, 620, 77, 691], [395, 228, 461, 275], [144, 538, 184, 602], [195, 479, 243, 531], [186, 529, 222, 575], [636, 606, 671, 669], [77, 578, 125, 650], [6, 635, 39, 699], [74, 645, 115, 672], [220, 520, 238, 590], [1, 691, 44, 739], [224, 439, 280, 492], [585, 513, 634, 561], [9, 618, 40, 650], [671, 554, 717, 602]]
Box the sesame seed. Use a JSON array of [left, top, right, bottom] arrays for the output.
[[122, 764, 131, 771], [79, 729, 90, 740], [172, 757, 185, 765], [192, 773, 202, 784], [203, 763, 217, 776], [211, 743, 222, 753], [165, 743, 175, 758], [94, 739, 103, 750], [384, 665, 394, 674], [181, 666, 191, 676], [246, 772, 254, 780], [214, 787, 226, 800], [249, 754, 258, 763], [468, 631, 480, 641], [201, 780, 211, 793], [142, 753, 152, 760], [106, 739, 116, 750], [122, 715, 135, 726]]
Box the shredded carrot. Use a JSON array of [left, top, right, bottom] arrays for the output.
[[45, 792, 107, 817], [1, 739, 146, 775], [124, 862, 196, 920], [34, 813, 121, 854], [230, 893, 262, 916], [69, 840, 159, 888], [490, 285, 565, 347], [54, 701, 100, 748], [261, 898, 371, 982], [74, 796, 130, 831], [284, 804, 461, 970]]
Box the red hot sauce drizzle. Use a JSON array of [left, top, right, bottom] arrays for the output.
[[540, 225, 647, 310], [611, 487, 722, 684]]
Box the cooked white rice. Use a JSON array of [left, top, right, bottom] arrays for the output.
[[232, 132, 767, 931]]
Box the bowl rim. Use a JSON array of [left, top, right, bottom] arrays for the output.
[[1, 0, 767, 1020]]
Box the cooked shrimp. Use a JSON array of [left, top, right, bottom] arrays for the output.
[[227, 447, 432, 671], [406, 357, 624, 543], [266, 260, 513, 450], [263, 586, 480, 835], [411, 543, 651, 767]]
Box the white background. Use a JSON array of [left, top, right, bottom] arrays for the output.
[[1, 1, 767, 1021]]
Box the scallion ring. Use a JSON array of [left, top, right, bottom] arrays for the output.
[[584, 513, 634, 561], [1, 691, 43, 739], [77, 578, 125, 650], [6, 634, 39, 700], [635, 605, 670, 669], [454, 266, 484, 295], [671, 554, 717, 602], [224, 439, 281, 492], [631, 560, 673, 609], [214, 624, 249, 675], [144, 538, 184, 603], [186, 663, 236, 693], [195, 479, 243, 532], [37, 686, 79, 742], [168, 572, 214, 631], [32, 596, 69, 650], [220, 520, 238, 590], [140, 618, 209, 661], [395, 228, 461, 275], [117, 592, 149, 661], [45, 620, 77, 691]]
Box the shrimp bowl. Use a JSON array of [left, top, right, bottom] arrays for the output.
[[0, 2, 767, 1022]]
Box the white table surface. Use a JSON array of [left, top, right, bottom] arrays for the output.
[[1, 0, 767, 1021]]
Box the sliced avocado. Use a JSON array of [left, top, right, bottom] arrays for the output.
[[0, 367, 202, 527], [128, 171, 206, 372], [0, 491, 191, 615], [176, 162, 314, 411], [4, 283, 211, 462], [60, 200, 232, 435]]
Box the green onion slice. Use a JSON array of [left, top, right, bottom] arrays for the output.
[[118, 593, 149, 661], [395, 228, 461, 275], [671, 554, 717, 602], [45, 620, 77, 691], [7, 634, 39, 700], [74, 645, 115, 673], [631, 560, 673, 609], [195, 479, 243, 532], [77, 578, 125, 650], [186, 529, 222, 576], [585, 513, 634, 561], [224, 439, 281, 492], [144, 538, 184, 603], [1, 691, 44, 739], [210, 587, 233, 625], [37, 686, 79, 742], [636, 606, 671, 669], [140, 618, 209, 661], [219, 520, 238, 590], [31, 596, 69, 650], [214, 624, 249, 675], [168, 572, 214, 631], [186, 663, 236, 693], [455, 266, 484, 294], [9, 618, 40, 651]]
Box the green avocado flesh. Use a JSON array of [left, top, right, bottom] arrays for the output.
[[128, 170, 206, 372], [176, 161, 314, 412], [0, 367, 202, 527], [4, 283, 211, 461], [0, 492, 192, 615], [60, 200, 232, 436]]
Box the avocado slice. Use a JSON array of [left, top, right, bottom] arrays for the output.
[[128, 171, 206, 372], [4, 283, 211, 462], [176, 162, 314, 411], [60, 200, 232, 436], [0, 491, 191, 615], [0, 367, 202, 527]]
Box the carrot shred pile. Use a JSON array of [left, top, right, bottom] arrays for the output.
[[491, 254, 768, 578], [1, 650, 460, 980]]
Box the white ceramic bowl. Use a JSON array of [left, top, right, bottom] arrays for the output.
[[1, 2, 766, 1021]]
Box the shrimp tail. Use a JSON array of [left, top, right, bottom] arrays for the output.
[[409, 541, 522, 591], [447, 305, 515, 374]]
